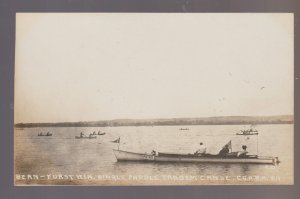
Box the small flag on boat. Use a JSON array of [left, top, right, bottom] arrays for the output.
[[112, 137, 120, 143], [227, 140, 232, 149]]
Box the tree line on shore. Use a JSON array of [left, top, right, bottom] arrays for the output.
[[14, 115, 293, 128]]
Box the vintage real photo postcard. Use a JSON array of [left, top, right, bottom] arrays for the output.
[[14, 13, 294, 185]]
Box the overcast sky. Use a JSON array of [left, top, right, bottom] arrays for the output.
[[15, 13, 293, 123]]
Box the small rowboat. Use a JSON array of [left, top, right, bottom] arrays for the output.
[[38, 133, 52, 136], [75, 136, 97, 139], [98, 132, 106, 135], [113, 149, 279, 165], [179, 128, 189, 130]]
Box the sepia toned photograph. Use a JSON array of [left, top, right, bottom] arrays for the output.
[[14, 13, 294, 186]]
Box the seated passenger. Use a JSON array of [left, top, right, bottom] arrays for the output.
[[194, 142, 206, 156], [151, 150, 157, 156], [237, 145, 248, 157]]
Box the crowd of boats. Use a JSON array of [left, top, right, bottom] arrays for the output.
[[37, 128, 258, 138], [37, 130, 106, 138]]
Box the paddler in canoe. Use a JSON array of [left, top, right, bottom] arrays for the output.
[[218, 141, 249, 158], [193, 141, 234, 157], [193, 140, 248, 158], [194, 142, 207, 156], [236, 145, 248, 157]]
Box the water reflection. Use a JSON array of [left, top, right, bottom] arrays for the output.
[[240, 164, 250, 174], [112, 161, 251, 177]]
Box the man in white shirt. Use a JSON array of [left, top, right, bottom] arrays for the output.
[[194, 142, 206, 156]]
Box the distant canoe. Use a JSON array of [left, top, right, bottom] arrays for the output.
[[113, 149, 279, 165], [236, 132, 258, 135], [179, 128, 189, 130], [236, 128, 259, 135], [98, 132, 106, 135], [75, 136, 97, 139], [38, 133, 52, 136]]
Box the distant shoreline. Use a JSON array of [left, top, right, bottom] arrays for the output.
[[14, 115, 293, 128]]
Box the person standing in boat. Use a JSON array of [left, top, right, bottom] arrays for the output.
[[194, 142, 206, 155]]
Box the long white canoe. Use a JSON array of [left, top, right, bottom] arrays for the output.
[[113, 149, 279, 165]]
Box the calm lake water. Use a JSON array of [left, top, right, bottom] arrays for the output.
[[14, 124, 293, 185]]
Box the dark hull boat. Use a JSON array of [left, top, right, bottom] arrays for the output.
[[113, 149, 279, 165], [38, 134, 52, 136], [236, 132, 258, 135], [75, 136, 97, 139]]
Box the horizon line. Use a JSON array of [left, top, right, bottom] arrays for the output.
[[14, 114, 294, 124]]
